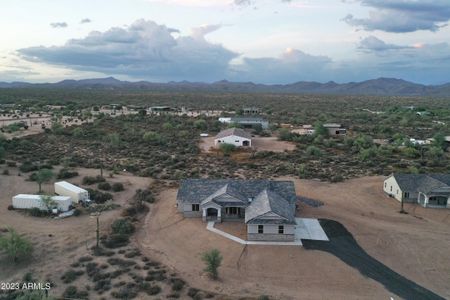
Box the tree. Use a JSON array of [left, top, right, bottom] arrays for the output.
[[35, 169, 54, 193], [432, 133, 446, 150], [0, 228, 33, 262], [202, 249, 223, 280], [40, 195, 56, 211], [313, 122, 328, 137], [105, 133, 120, 148], [219, 143, 236, 156], [194, 119, 207, 131]]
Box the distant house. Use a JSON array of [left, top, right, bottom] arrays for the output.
[[177, 179, 297, 241], [147, 106, 174, 113], [383, 174, 450, 208], [323, 123, 347, 136], [214, 128, 252, 147], [292, 125, 315, 136], [243, 107, 261, 114], [218, 116, 269, 129]]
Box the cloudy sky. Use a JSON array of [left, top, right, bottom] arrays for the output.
[[1, 0, 450, 84]]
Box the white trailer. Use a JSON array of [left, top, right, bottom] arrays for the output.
[[12, 194, 72, 212], [54, 181, 90, 204]]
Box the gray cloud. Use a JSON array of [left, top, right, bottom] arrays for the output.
[[231, 49, 332, 83], [12, 19, 450, 84], [358, 36, 411, 52], [344, 0, 450, 32], [80, 18, 92, 24], [50, 22, 68, 28], [19, 19, 237, 82]]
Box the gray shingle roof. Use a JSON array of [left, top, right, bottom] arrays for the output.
[[177, 179, 297, 205], [393, 173, 450, 194], [201, 184, 248, 207], [245, 189, 296, 225], [215, 128, 252, 140], [230, 117, 267, 122]]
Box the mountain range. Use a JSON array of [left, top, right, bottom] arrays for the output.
[[1, 77, 449, 96]]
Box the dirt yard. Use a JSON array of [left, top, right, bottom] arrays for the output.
[[200, 136, 296, 153], [135, 176, 450, 300], [0, 166, 152, 296]]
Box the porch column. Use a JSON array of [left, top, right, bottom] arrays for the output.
[[424, 195, 429, 207], [202, 208, 206, 222], [217, 208, 222, 223]]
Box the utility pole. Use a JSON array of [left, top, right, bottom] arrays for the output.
[[90, 212, 101, 249]]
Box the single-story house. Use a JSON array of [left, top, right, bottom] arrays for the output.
[[177, 179, 297, 241], [291, 125, 315, 136], [243, 107, 261, 114], [384, 173, 450, 208], [323, 123, 347, 136], [214, 128, 252, 147], [218, 116, 269, 129]]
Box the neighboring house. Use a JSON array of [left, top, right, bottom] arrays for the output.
[[292, 125, 315, 136], [214, 128, 252, 147], [323, 123, 347, 136], [243, 107, 261, 114], [218, 116, 269, 129], [384, 173, 450, 208], [177, 179, 297, 241]]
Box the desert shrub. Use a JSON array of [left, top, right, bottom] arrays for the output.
[[133, 188, 154, 203], [19, 161, 38, 173], [201, 249, 222, 280], [7, 205, 14, 210], [63, 286, 88, 299], [111, 286, 138, 299], [102, 234, 130, 248], [98, 182, 112, 191], [0, 228, 32, 263], [78, 255, 93, 262], [3, 169, 9, 175], [111, 219, 135, 235], [29, 208, 48, 217], [86, 188, 113, 204], [170, 278, 185, 291], [82, 175, 106, 185], [188, 288, 200, 298], [7, 161, 17, 167], [112, 182, 125, 192], [61, 269, 84, 283], [219, 143, 236, 156], [306, 146, 322, 157], [259, 296, 270, 300], [143, 284, 161, 295], [73, 209, 81, 216], [57, 168, 79, 179]]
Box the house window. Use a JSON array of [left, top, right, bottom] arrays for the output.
[[225, 207, 240, 215], [404, 192, 410, 198], [390, 186, 392, 192], [278, 225, 284, 234], [384, 182, 387, 188], [192, 204, 199, 211], [397, 189, 399, 195], [258, 225, 264, 234]]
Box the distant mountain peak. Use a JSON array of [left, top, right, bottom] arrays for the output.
[[0, 77, 448, 96]]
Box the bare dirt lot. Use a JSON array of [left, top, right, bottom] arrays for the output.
[[136, 176, 450, 300], [200, 136, 296, 153]]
